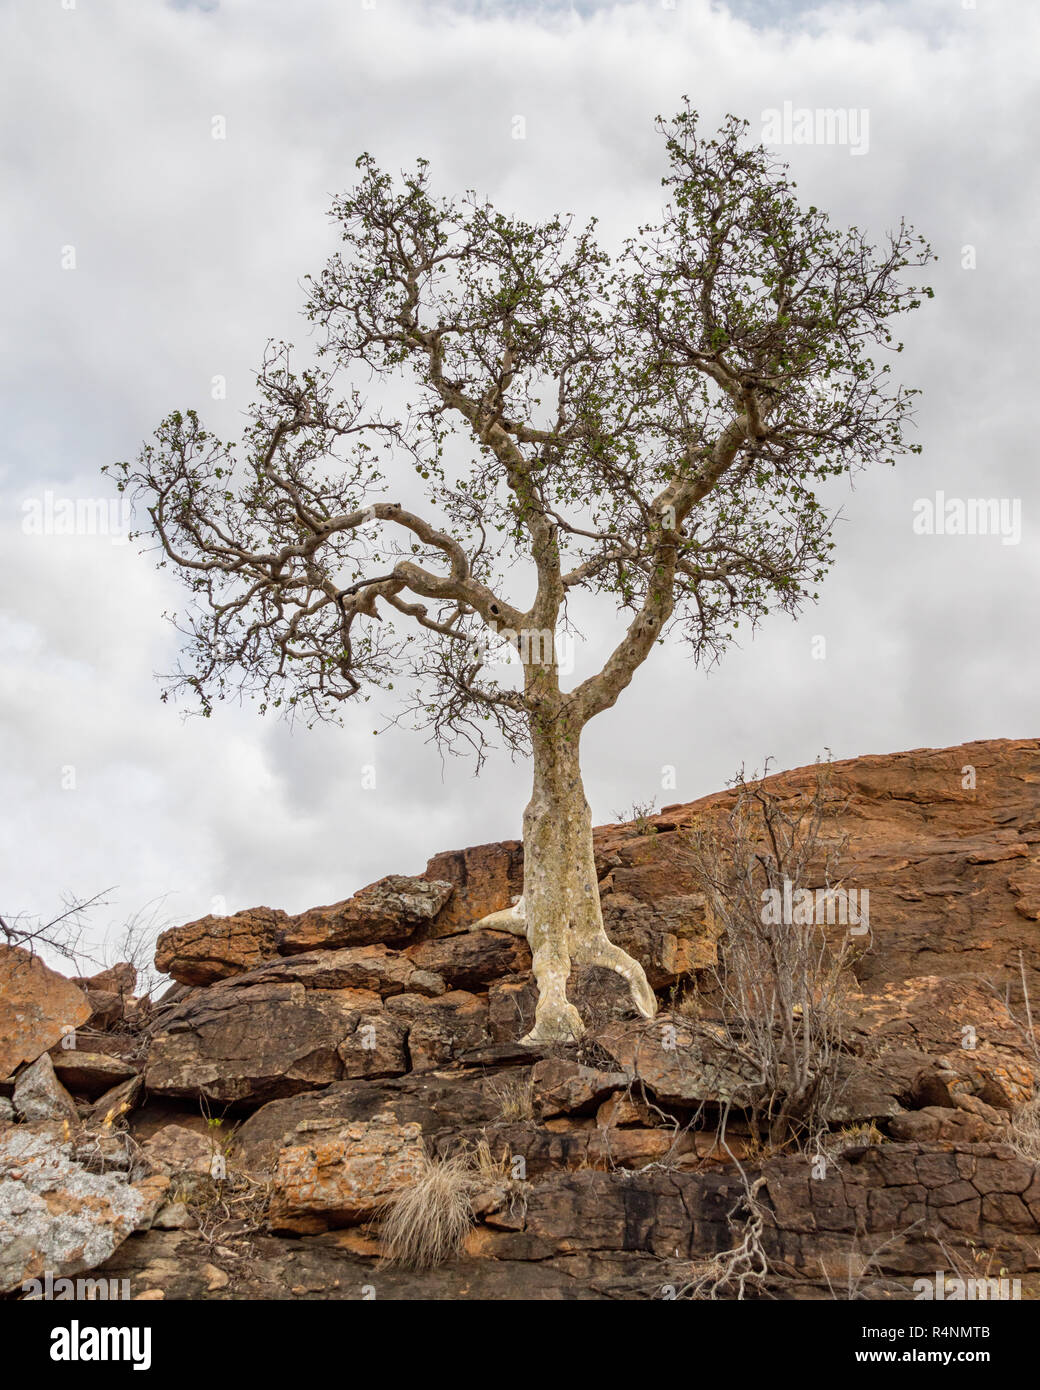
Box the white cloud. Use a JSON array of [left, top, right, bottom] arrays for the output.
[[1, 0, 1036, 959]]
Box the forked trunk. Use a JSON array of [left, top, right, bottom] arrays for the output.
[[520, 718, 658, 1043]]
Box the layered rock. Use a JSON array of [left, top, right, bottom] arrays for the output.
[[4, 736, 1040, 1300]]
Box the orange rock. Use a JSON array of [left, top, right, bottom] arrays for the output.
[[0, 946, 90, 1080]]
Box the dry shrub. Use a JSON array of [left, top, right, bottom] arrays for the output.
[[676, 1174, 771, 1300], [1009, 1099, 1040, 1163], [684, 758, 864, 1150]]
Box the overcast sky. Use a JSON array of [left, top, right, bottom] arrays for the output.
[[2, 0, 1037, 964]]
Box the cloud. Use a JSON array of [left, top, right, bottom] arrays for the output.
[[1, 0, 1035, 960]]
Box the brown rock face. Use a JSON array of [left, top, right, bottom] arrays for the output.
[[268, 1115, 427, 1233], [419, 841, 524, 936], [21, 734, 1034, 1300], [0, 947, 90, 1079], [144, 980, 405, 1105]]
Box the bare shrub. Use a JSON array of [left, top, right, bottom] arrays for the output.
[[684, 759, 864, 1150], [612, 798, 659, 836], [676, 1174, 771, 1300]]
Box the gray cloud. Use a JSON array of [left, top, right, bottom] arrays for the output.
[[2, 0, 1035, 959]]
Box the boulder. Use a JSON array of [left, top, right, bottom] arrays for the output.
[[267, 1114, 427, 1233], [594, 1016, 765, 1108], [278, 876, 454, 955], [144, 980, 404, 1104], [0, 946, 90, 1079], [405, 930, 530, 991], [49, 1052, 139, 1099], [0, 1125, 155, 1293], [13, 1054, 80, 1126], [529, 1059, 629, 1119], [71, 962, 137, 996], [155, 907, 288, 986]]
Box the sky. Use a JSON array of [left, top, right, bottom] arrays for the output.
[[1, 0, 1037, 968]]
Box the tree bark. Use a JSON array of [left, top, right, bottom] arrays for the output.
[[519, 713, 657, 1043]]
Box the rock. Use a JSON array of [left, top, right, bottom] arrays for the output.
[[488, 976, 537, 1044], [29, 735, 1040, 1300], [594, 1016, 765, 1108], [151, 1202, 196, 1231], [0, 946, 91, 1079], [155, 907, 288, 986], [888, 1098, 1010, 1145], [336, 1012, 410, 1080], [824, 1051, 935, 1126], [384, 990, 489, 1070], [405, 930, 531, 991], [139, 1125, 222, 1179], [87, 1075, 144, 1130], [50, 1052, 138, 1099], [225, 945, 445, 998], [145, 980, 405, 1104], [71, 962, 137, 997], [529, 1059, 629, 1119], [85, 1135, 1040, 1298], [849, 976, 1034, 1105], [13, 1054, 80, 1126], [267, 1114, 427, 1233], [279, 876, 454, 955], [419, 841, 524, 937], [80, 989, 125, 1031], [230, 1072, 521, 1175], [0, 1125, 155, 1293], [0, 1099, 14, 1127]]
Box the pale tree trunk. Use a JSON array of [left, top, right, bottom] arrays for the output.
[[518, 710, 658, 1043]]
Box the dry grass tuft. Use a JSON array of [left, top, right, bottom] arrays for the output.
[[1009, 1099, 1040, 1163], [377, 1149, 479, 1270]]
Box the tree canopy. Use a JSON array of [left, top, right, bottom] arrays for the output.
[[110, 106, 933, 763]]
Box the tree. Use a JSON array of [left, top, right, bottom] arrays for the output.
[[109, 106, 933, 1044]]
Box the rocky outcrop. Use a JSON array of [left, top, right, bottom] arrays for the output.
[[154, 877, 455, 986], [3, 737, 1040, 1300], [154, 908, 288, 985]]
